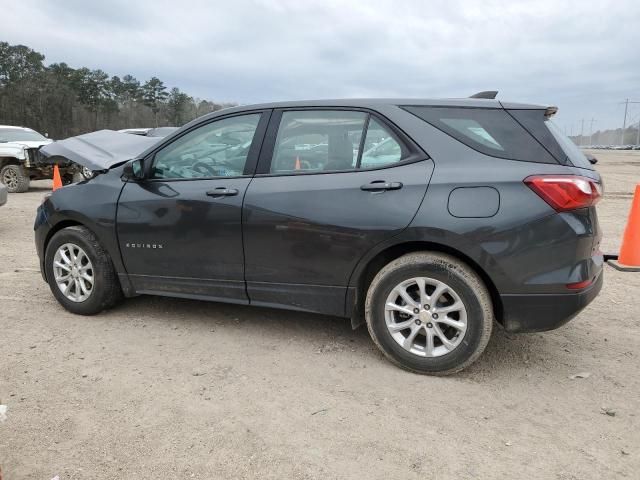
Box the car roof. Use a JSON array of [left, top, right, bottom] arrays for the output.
[[196, 97, 549, 121]]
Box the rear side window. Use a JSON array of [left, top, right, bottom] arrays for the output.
[[271, 110, 365, 173], [403, 106, 558, 164], [360, 118, 403, 168], [269, 110, 409, 174], [508, 109, 592, 169]]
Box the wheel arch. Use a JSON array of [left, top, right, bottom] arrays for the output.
[[349, 240, 503, 329], [0, 156, 21, 170], [42, 219, 132, 292]]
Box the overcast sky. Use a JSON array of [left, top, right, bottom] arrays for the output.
[[3, 0, 640, 133]]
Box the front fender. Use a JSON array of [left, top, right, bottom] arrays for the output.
[[38, 169, 128, 280], [0, 145, 27, 161]]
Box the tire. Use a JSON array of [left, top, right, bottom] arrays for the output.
[[45, 226, 123, 315], [365, 252, 493, 375], [1, 164, 30, 193]]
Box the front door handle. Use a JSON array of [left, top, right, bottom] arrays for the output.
[[360, 181, 403, 192], [206, 187, 239, 197]]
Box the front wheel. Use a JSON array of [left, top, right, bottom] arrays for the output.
[[365, 252, 493, 375], [1, 164, 30, 193], [45, 226, 123, 315]]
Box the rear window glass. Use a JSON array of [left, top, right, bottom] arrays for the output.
[[403, 106, 558, 164], [544, 119, 592, 169]]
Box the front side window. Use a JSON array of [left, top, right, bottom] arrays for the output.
[[152, 114, 261, 179]]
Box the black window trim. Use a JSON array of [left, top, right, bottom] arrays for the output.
[[142, 109, 272, 182], [401, 105, 560, 165], [254, 106, 428, 177]]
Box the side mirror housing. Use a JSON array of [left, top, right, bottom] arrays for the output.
[[122, 158, 145, 181]]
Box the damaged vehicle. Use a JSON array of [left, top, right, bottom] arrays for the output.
[[35, 94, 603, 375], [0, 125, 91, 192]]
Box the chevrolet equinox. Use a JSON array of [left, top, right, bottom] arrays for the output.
[[35, 93, 604, 374]]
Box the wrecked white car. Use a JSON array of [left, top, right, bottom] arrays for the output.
[[0, 125, 95, 193]]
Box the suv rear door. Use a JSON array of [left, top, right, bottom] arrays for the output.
[[242, 108, 434, 316]]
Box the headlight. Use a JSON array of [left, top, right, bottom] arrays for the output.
[[81, 166, 94, 179]]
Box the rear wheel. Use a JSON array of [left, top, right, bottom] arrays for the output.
[[365, 252, 493, 375], [45, 226, 123, 315], [1, 164, 30, 193]]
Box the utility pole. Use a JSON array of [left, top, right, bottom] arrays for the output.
[[620, 99, 640, 145], [589, 118, 596, 146], [637, 118, 640, 146], [580, 119, 585, 146]]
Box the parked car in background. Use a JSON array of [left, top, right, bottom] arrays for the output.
[[35, 94, 603, 375], [147, 127, 179, 138], [118, 128, 152, 136], [119, 127, 179, 138], [0, 125, 95, 193], [0, 125, 53, 192]]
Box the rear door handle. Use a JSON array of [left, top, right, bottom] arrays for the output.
[[360, 181, 403, 192], [206, 187, 239, 197]]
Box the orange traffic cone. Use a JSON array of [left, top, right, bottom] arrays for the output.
[[52, 164, 63, 191], [618, 184, 640, 267], [294, 156, 301, 170]]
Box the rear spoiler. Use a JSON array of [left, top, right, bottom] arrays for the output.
[[469, 90, 498, 99]]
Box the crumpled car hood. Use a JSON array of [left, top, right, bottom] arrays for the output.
[[39, 130, 161, 171]]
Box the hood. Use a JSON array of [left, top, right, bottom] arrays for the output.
[[39, 130, 161, 170], [0, 139, 52, 158], [0, 139, 53, 149]]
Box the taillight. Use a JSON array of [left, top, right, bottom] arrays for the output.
[[524, 175, 602, 212]]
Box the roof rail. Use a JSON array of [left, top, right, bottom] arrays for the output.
[[469, 91, 498, 99]]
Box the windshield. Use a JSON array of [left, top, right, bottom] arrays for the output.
[[545, 120, 592, 169], [0, 128, 47, 143]]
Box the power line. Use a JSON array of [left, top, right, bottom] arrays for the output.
[[619, 99, 640, 145]]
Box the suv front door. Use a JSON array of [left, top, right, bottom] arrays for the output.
[[116, 111, 269, 302], [242, 109, 434, 316]]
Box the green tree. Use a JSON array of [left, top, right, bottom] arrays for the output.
[[142, 77, 168, 126], [167, 87, 191, 126]]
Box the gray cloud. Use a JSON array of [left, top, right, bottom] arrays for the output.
[[3, 0, 640, 131]]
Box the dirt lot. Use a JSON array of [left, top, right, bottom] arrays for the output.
[[1, 150, 639, 479]]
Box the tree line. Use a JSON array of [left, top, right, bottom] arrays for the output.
[[0, 41, 236, 139]]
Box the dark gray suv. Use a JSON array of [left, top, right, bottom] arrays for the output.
[[35, 94, 603, 374]]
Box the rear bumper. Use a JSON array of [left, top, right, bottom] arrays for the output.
[[500, 270, 603, 333]]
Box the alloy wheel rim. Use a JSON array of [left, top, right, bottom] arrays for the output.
[[3, 169, 18, 189], [384, 277, 467, 357], [53, 243, 94, 302]]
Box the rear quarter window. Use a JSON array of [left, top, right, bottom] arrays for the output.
[[403, 106, 558, 164]]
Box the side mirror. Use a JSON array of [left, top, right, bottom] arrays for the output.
[[585, 153, 598, 165], [122, 158, 145, 181]]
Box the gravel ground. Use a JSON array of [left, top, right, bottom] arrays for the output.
[[1, 150, 639, 479]]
